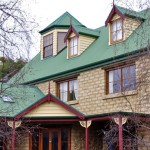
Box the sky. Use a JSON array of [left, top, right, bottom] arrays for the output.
[[23, 0, 114, 59]]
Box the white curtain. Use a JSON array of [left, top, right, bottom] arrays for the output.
[[73, 37, 78, 55], [109, 71, 114, 94], [60, 82, 68, 102], [117, 19, 122, 40], [74, 80, 78, 99]]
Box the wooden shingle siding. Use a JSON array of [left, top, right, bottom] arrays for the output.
[[79, 35, 95, 55], [24, 101, 76, 117]]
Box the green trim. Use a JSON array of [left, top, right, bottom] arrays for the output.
[[85, 111, 150, 119], [40, 26, 69, 35]]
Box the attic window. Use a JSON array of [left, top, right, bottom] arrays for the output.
[[43, 33, 53, 58], [69, 36, 78, 57], [110, 19, 123, 43]]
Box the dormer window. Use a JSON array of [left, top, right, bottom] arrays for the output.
[[110, 19, 123, 43], [69, 36, 78, 57], [43, 33, 53, 58]]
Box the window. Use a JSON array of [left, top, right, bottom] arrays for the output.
[[43, 33, 53, 58], [69, 37, 78, 57], [58, 79, 78, 102], [110, 19, 123, 43], [106, 65, 136, 94], [57, 32, 67, 52]]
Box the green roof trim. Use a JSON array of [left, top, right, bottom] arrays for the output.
[[85, 111, 150, 119], [72, 25, 100, 37], [116, 5, 146, 20], [39, 11, 85, 34]]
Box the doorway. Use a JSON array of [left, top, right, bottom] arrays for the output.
[[30, 128, 70, 150], [40, 129, 61, 150]]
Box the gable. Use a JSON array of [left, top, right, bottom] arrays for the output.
[[24, 101, 76, 117], [111, 14, 120, 21]]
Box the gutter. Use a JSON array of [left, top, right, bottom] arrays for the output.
[[24, 48, 144, 85]]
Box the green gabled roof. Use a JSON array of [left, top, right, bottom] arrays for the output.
[[116, 5, 146, 20], [8, 8, 150, 84], [40, 11, 85, 34], [0, 83, 45, 117], [72, 25, 100, 37]]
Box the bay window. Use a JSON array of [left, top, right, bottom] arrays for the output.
[[58, 79, 78, 102], [107, 65, 136, 94]]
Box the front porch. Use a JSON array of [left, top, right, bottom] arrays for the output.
[[2, 113, 150, 150]]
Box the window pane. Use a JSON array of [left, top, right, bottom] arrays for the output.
[[123, 65, 136, 91], [61, 129, 68, 150], [112, 22, 116, 32], [42, 131, 49, 150], [117, 19, 122, 30], [112, 32, 117, 42], [57, 32, 67, 52], [109, 71, 114, 94], [60, 82, 68, 102], [52, 131, 58, 150], [73, 37, 77, 46], [69, 80, 78, 100], [117, 30, 122, 40], [70, 47, 74, 56], [70, 39, 73, 47], [109, 69, 121, 94], [69, 37, 78, 56], [44, 45, 53, 57], [114, 69, 121, 81], [74, 46, 78, 55]]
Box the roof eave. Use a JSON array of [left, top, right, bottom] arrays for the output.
[[39, 25, 70, 34], [105, 5, 125, 26], [64, 25, 79, 43]]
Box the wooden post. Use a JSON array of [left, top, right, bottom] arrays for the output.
[[12, 121, 15, 150], [85, 121, 89, 150], [119, 116, 123, 150]]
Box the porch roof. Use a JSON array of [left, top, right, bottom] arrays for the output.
[[0, 83, 84, 120]]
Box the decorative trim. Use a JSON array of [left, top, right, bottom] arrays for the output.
[[14, 94, 84, 120], [105, 5, 125, 26], [64, 25, 79, 43]]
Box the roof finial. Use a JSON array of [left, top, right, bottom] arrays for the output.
[[113, 0, 115, 6]]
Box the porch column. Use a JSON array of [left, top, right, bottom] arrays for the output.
[[12, 121, 15, 150], [79, 120, 92, 150], [85, 121, 89, 150], [7, 120, 22, 150], [119, 116, 123, 150]]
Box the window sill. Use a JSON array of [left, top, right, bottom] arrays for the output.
[[103, 90, 137, 100], [67, 100, 79, 105]]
